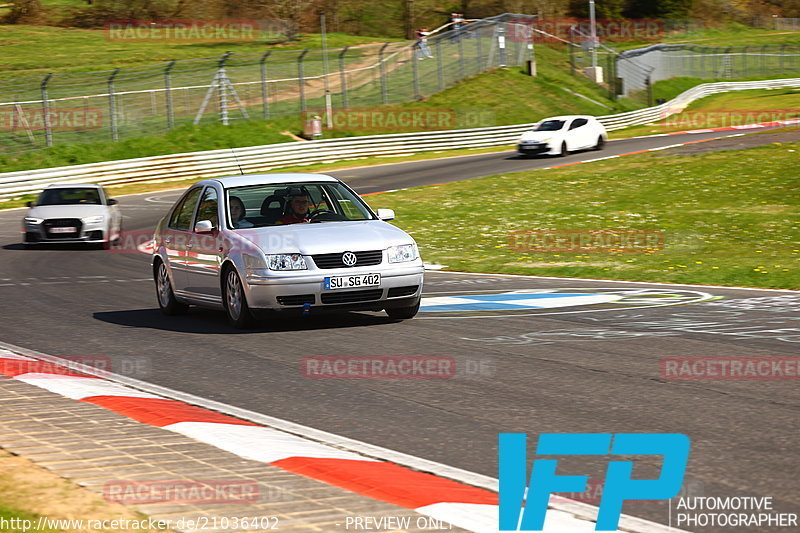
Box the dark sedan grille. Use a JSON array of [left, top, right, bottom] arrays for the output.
[[387, 286, 419, 298], [43, 218, 82, 239], [312, 250, 383, 269], [321, 289, 383, 304], [277, 294, 315, 306]]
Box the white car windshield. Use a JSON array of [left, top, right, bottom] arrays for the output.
[[38, 187, 101, 206], [226, 182, 374, 229], [535, 120, 566, 132]]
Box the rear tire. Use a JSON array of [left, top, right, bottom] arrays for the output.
[[223, 268, 255, 329], [386, 300, 420, 320], [594, 136, 605, 150], [155, 260, 188, 315], [559, 142, 568, 157]]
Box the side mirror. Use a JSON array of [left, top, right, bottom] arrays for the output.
[[376, 208, 395, 221], [25, 201, 33, 208], [108, 198, 118, 206], [194, 220, 214, 233]]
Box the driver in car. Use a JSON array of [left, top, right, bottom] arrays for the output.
[[276, 193, 311, 225]]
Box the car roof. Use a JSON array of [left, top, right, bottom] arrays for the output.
[[540, 115, 596, 121], [209, 173, 339, 188], [44, 183, 102, 189]]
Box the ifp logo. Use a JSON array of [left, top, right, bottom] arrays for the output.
[[499, 433, 690, 531]]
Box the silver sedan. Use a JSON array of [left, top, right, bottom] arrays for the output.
[[151, 173, 424, 328]]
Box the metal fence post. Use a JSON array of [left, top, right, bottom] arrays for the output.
[[475, 28, 483, 73], [646, 75, 653, 107], [742, 46, 748, 77], [762, 44, 768, 75], [498, 23, 507, 67], [378, 43, 389, 105], [338, 47, 349, 108], [40, 73, 53, 147], [297, 49, 309, 112], [436, 40, 445, 90], [458, 35, 465, 79], [218, 52, 232, 125], [108, 68, 120, 142], [165, 60, 176, 129], [411, 46, 421, 99], [260, 51, 271, 119]]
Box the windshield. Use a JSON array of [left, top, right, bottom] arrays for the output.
[[535, 120, 566, 132], [226, 181, 374, 229], [37, 187, 102, 206]]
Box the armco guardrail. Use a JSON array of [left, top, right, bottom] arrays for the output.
[[1, 77, 799, 199]]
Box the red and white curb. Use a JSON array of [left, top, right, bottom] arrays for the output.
[[0, 345, 690, 533]]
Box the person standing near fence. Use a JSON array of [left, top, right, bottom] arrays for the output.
[[415, 28, 434, 60], [450, 13, 465, 42]]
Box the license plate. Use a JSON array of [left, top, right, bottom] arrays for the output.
[[49, 227, 76, 233], [324, 273, 381, 290]]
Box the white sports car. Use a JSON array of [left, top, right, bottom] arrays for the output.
[[22, 183, 122, 247], [517, 115, 607, 156]]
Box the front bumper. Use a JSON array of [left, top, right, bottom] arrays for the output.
[[243, 262, 424, 311], [517, 142, 551, 155]]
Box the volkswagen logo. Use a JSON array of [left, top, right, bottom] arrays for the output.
[[342, 252, 358, 267]]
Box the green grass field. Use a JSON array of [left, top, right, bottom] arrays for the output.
[[0, 25, 393, 80], [367, 139, 800, 289]]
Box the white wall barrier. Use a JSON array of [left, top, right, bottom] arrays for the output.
[[2, 77, 799, 199]]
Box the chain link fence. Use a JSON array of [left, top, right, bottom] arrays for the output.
[[569, 35, 800, 106], [0, 13, 536, 156]]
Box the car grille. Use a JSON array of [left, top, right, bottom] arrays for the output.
[[321, 289, 383, 304], [277, 294, 315, 306], [387, 286, 419, 298], [43, 218, 82, 239], [312, 250, 383, 269]]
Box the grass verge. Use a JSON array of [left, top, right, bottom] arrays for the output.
[[367, 140, 800, 290], [0, 449, 167, 532]]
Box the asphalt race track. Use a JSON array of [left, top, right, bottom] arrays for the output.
[[1, 130, 798, 532]]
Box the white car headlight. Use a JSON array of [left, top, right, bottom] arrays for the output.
[[24, 217, 43, 225], [542, 137, 553, 144], [84, 215, 105, 224], [268, 253, 307, 270], [388, 244, 418, 263]]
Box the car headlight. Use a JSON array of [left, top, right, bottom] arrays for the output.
[[24, 217, 43, 225], [388, 244, 418, 263], [84, 215, 105, 224], [267, 253, 307, 270], [541, 137, 553, 144]]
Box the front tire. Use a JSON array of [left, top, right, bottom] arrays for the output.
[[386, 300, 420, 320], [223, 268, 255, 328], [155, 260, 188, 315], [559, 142, 568, 157]]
